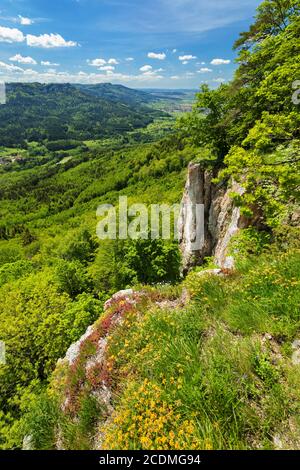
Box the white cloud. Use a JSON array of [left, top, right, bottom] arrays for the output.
[[148, 52, 166, 60], [0, 61, 23, 72], [142, 70, 163, 79], [211, 58, 231, 65], [88, 58, 106, 67], [125, 57, 134, 61], [99, 65, 115, 71], [0, 69, 164, 85], [0, 26, 24, 43], [26, 33, 77, 48], [18, 15, 34, 26], [172, 49, 177, 53], [88, 58, 118, 67], [171, 75, 180, 80], [41, 61, 60, 66], [179, 54, 196, 61], [182, 61, 188, 65], [197, 67, 212, 73], [23, 68, 39, 76], [140, 65, 152, 72], [10, 54, 37, 65]]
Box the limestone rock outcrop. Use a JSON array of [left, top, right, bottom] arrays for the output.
[[179, 162, 249, 272]]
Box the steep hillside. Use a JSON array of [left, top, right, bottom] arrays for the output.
[[0, 0, 299, 451], [0, 135, 192, 449], [21, 240, 300, 450]]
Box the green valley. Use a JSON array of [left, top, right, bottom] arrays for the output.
[[0, 0, 299, 453]]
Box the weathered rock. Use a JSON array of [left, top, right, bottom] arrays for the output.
[[292, 339, 300, 365], [53, 289, 140, 449], [179, 162, 249, 272], [64, 325, 95, 366], [104, 289, 134, 311], [22, 434, 34, 450], [178, 164, 213, 271], [213, 182, 246, 268]]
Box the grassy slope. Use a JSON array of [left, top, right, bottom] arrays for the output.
[[24, 238, 300, 450]]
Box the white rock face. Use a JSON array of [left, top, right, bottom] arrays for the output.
[[179, 163, 248, 272], [292, 339, 300, 365], [64, 325, 96, 366], [178, 164, 213, 271], [214, 182, 246, 268], [22, 434, 34, 450], [104, 289, 133, 311]]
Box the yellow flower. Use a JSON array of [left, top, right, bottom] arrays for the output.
[[204, 439, 213, 450]]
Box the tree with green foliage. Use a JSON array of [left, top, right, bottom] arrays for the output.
[[179, 0, 300, 226]]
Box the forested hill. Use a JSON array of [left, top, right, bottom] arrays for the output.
[[0, 83, 165, 147], [75, 83, 157, 105]]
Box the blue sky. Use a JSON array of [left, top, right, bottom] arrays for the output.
[[0, 0, 261, 88]]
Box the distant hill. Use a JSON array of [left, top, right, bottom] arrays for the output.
[[0, 83, 165, 147], [141, 88, 197, 102], [75, 83, 157, 106]]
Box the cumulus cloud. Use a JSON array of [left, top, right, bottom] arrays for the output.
[[125, 57, 134, 61], [210, 58, 231, 65], [108, 58, 119, 65], [0, 61, 23, 72], [88, 58, 106, 67], [41, 61, 60, 66], [140, 65, 152, 72], [26, 33, 77, 48], [197, 67, 212, 73], [88, 58, 119, 67], [10, 54, 37, 65], [0, 68, 165, 86], [0, 26, 24, 43], [171, 75, 180, 80], [179, 55, 196, 61], [23, 68, 39, 76], [99, 65, 115, 71], [18, 15, 34, 26], [148, 52, 166, 60]]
